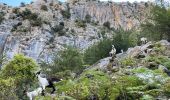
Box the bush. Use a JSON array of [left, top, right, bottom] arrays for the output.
[[61, 10, 71, 19], [120, 57, 137, 67], [83, 39, 112, 65], [75, 19, 86, 28], [50, 46, 84, 73], [103, 21, 110, 29], [0, 54, 38, 99], [30, 18, 42, 27], [12, 8, 20, 14], [114, 76, 144, 100], [11, 22, 23, 32], [141, 5, 170, 41], [85, 14, 91, 23], [0, 78, 18, 100], [21, 8, 32, 19], [52, 24, 65, 36], [20, 2, 25, 7], [0, 12, 5, 24], [56, 70, 114, 99], [41, 5, 48, 11], [61, 4, 71, 19], [162, 80, 170, 96], [52, 25, 64, 33], [58, 30, 66, 36], [113, 29, 137, 53], [19, 9, 42, 27]]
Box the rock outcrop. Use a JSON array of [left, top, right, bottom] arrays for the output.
[[0, 0, 150, 62]]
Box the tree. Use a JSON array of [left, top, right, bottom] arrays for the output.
[[113, 29, 137, 53], [0, 54, 38, 99], [41, 5, 48, 11], [85, 14, 91, 23], [20, 2, 26, 7], [84, 39, 112, 65], [141, 2, 170, 41], [51, 47, 84, 73], [103, 21, 110, 29]]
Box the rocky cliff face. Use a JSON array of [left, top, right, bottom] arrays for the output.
[[70, 1, 148, 29], [0, 0, 150, 63]]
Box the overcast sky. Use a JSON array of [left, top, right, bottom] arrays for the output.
[[0, 0, 154, 6]]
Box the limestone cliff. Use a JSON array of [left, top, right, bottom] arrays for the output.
[[0, 0, 150, 62]]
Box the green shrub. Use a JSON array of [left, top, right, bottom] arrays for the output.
[[162, 80, 170, 96], [0, 54, 38, 99], [52, 46, 84, 73], [114, 76, 144, 99], [61, 10, 71, 19], [52, 25, 64, 33], [0, 12, 5, 24], [113, 29, 137, 53], [40, 5, 48, 11], [120, 57, 137, 67], [19, 9, 42, 27], [103, 21, 110, 29], [85, 14, 91, 23], [58, 30, 66, 36], [141, 5, 170, 41], [75, 19, 86, 28], [163, 62, 170, 70], [145, 55, 170, 65], [30, 17, 42, 27], [21, 8, 32, 19], [56, 70, 114, 99], [52, 23, 66, 36], [83, 39, 112, 65], [12, 8, 20, 14], [0, 78, 18, 100], [20, 2, 25, 7], [61, 4, 71, 19]]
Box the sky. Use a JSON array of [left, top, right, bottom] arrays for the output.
[[0, 0, 153, 7]]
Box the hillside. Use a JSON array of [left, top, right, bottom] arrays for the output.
[[1, 0, 170, 100]]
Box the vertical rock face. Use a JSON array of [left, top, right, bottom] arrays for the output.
[[70, 1, 148, 30], [0, 1, 150, 62]]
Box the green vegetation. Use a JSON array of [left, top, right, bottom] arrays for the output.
[[141, 2, 170, 41], [75, 19, 87, 28], [55, 69, 115, 99], [41, 46, 84, 76], [2, 1, 170, 99], [120, 57, 137, 67], [53, 46, 84, 72], [41, 5, 48, 11], [20, 2, 25, 7], [52, 22, 66, 36], [113, 29, 138, 53], [61, 4, 71, 19], [0, 12, 5, 24], [85, 14, 91, 23], [12, 8, 20, 15], [0, 54, 38, 99], [84, 39, 112, 65], [20, 8, 42, 27], [103, 21, 110, 29]]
